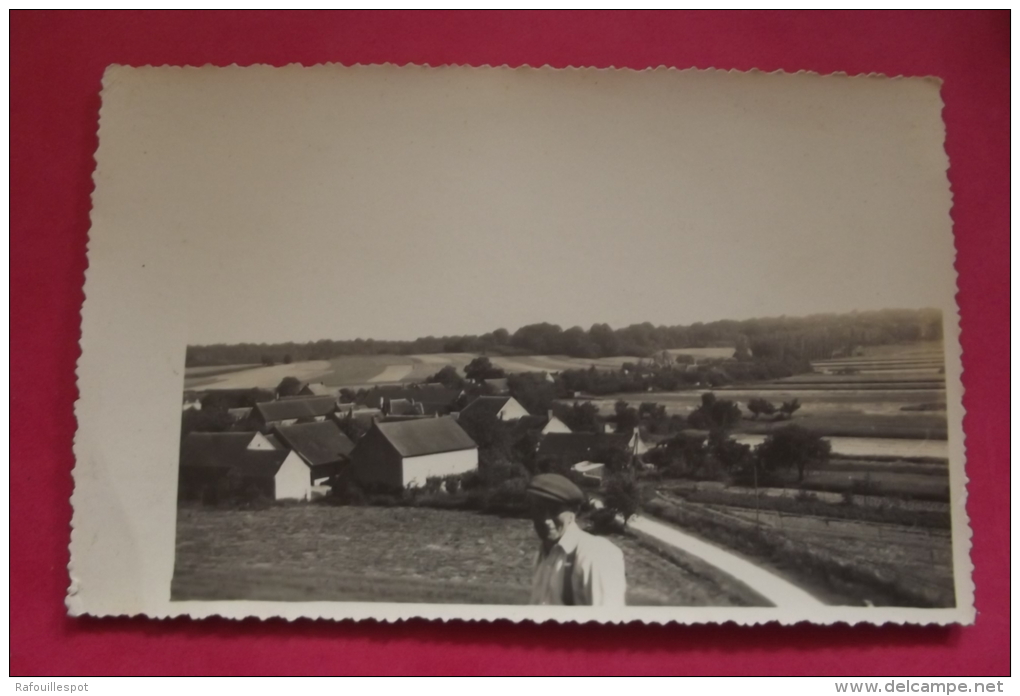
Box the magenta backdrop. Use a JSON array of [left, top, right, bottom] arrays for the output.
[[10, 10, 1009, 676]]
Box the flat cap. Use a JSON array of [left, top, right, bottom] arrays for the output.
[[526, 473, 584, 506]]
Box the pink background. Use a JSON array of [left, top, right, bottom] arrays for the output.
[[10, 11, 1009, 675]]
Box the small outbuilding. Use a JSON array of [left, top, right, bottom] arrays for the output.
[[348, 417, 478, 490]]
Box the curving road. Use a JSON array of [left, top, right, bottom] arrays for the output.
[[627, 513, 825, 608]]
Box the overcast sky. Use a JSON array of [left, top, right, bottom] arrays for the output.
[[102, 66, 955, 344]]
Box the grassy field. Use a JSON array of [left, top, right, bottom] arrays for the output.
[[183, 360, 334, 390], [711, 505, 954, 607], [184, 352, 646, 391], [658, 443, 951, 505], [172, 505, 765, 606], [184, 364, 260, 379], [582, 388, 948, 443], [319, 355, 424, 386], [646, 493, 954, 607], [665, 347, 736, 360]]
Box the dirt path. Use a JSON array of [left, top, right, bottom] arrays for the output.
[[627, 514, 825, 608]]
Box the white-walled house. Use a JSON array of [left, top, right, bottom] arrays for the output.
[[349, 417, 478, 490], [458, 395, 531, 422], [272, 420, 355, 485], [179, 431, 318, 502]]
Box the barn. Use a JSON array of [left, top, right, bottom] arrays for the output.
[[272, 420, 355, 485], [178, 431, 314, 502], [348, 417, 478, 490]]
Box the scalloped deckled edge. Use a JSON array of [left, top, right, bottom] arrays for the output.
[[68, 63, 973, 627], [79, 59, 947, 82]]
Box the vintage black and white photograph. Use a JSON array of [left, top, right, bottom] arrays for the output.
[[70, 65, 970, 624]]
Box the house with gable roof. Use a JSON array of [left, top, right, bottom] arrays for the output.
[[178, 431, 313, 502], [272, 420, 355, 485], [253, 395, 338, 428], [348, 417, 478, 490]]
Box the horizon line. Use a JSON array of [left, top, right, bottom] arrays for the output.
[[186, 306, 943, 348]]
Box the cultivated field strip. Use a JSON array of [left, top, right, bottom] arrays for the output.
[[719, 506, 954, 606], [627, 514, 824, 608], [172, 506, 759, 606]]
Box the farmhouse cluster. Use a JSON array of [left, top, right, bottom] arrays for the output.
[[179, 377, 647, 503]]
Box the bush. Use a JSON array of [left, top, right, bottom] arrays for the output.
[[477, 454, 530, 488], [588, 507, 625, 535], [600, 471, 643, 523], [687, 392, 742, 431], [326, 478, 367, 506], [482, 477, 530, 516], [366, 493, 400, 507], [443, 475, 462, 494], [459, 470, 484, 491], [755, 425, 831, 483]]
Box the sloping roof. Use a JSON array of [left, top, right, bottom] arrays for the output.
[[333, 408, 382, 429], [180, 432, 290, 477], [254, 396, 337, 423], [459, 396, 513, 420], [356, 385, 462, 408], [513, 414, 550, 434], [389, 399, 424, 416], [536, 432, 632, 463], [273, 421, 355, 466], [374, 417, 477, 458]]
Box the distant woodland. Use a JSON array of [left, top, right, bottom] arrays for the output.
[[186, 308, 943, 367]]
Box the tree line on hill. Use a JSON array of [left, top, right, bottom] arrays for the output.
[[185, 308, 943, 366]]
